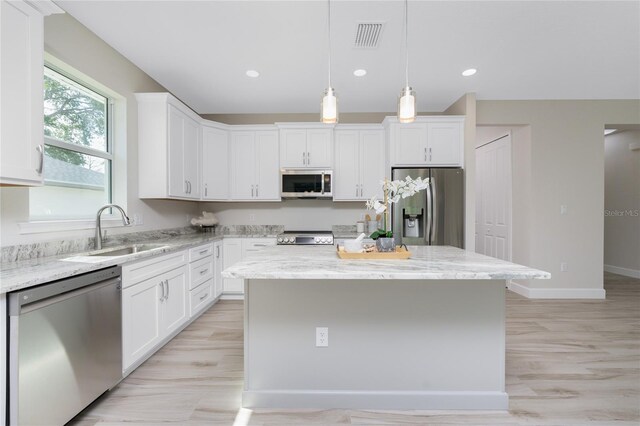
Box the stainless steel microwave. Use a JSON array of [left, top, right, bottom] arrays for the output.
[[281, 169, 332, 198]]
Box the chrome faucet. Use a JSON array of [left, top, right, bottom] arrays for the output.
[[95, 204, 131, 250]]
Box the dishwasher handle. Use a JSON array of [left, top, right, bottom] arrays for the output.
[[8, 266, 121, 315]]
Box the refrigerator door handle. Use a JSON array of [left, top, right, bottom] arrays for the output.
[[426, 179, 433, 244], [430, 178, 438, 245]]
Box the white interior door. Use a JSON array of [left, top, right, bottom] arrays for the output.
[[475, 134, 512, 261]]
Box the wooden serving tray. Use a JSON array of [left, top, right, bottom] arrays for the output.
[[336, 245, 412, 260]]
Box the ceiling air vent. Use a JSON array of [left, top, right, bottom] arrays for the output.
[[354, 22, 384, 49]]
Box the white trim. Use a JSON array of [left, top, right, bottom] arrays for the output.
[[604, 264, 640, 279], [220, 293, 244, 300], [25, 0, 63, 16], [44, 136, 113, 160], [242, 390, 508, 410], [275, 122, 336, 129], [507, 281, 606, 299], [18, 218, 135, 235]]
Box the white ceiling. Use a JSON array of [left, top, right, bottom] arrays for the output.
[[56, 1, 640, 114]]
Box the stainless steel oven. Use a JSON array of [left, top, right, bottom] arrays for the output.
[[281, 169, 332, 198]]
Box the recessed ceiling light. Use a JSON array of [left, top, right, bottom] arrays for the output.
[[604, 129, 617, 135], [462, 68, 477, 77], [245, 70, 260, 78], [353, 69, 367, 77]]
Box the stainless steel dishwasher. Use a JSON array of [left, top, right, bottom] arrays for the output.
[[8, 266, 123, 425]]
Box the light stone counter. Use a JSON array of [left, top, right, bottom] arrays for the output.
[[223, 244, 550, 281], [0, 234, 224, 294]]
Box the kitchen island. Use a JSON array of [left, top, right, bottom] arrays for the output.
[[222, 245, 549, 410]]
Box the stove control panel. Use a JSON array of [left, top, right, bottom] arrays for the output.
[[277, 233, 334, 245]]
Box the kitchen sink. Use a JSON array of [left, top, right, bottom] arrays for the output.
[[88, 244, 168, 257]]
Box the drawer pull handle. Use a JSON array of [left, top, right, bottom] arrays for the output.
[[199, 269, 207, 275], [199, 249, 208, 255], [199, 293, 208, 301]]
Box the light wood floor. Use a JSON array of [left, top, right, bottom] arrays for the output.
[[71, 273, 640, 425]]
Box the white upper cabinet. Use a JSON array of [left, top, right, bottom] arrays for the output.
[[230, 128, 280, 201], [334, 127, 384, 201], [136, 93, 200, 200], [201, 124, 229, 200], [0, 0, 62, 186], [279, 125, 333, 169], [387, 116, 464, 167]]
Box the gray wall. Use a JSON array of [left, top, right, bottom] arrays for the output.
[[477, 100, 640, 294], [604, 129, 640, 276]]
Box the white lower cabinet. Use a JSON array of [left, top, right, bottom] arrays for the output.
[[222, 237, 276, 296], [213, 240, 224, 298], [188, 243, 216, 317], [122, 262, 188, 371], [122, 244, 222, 373]]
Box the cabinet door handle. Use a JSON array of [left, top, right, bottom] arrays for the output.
[[165, 279, 169, 299], [307, 151, 310, 165], [302, 152, 306, 165], [216, 246, 220, 258], [256, 184, 259, 198], [429, 147, 432, 162], [204, 184, 208, 197], [159, 281, 165, 301], [251, 185, 254, 197], [424, 147, 427, 162], [355, 184, 358, 197], [253, 243, 268, 247], [199, 293, 208, 301], [35, 145, 44, 174]]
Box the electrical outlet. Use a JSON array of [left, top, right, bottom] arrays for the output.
[[316, 327, 328, 347], [560, 262, 568, 272], [249, 213, 256, 222], [132, 213, 144, 226]]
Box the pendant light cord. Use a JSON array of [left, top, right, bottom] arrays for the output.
[[404, 0, 409, 88], [328, 0, 332, 88]]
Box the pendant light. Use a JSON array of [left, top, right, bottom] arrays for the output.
[[398, 0, 416, 123], [321, 0, 338, 123]]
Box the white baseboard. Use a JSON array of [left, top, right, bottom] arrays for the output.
[[220, 293, 244, 300], [604, 264, 640, 279], [507, 281, 606, 299], [243, 390, 508, 410]]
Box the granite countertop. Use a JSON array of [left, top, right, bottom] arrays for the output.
[[222, 245, 551, 281], [0, 233, 227, 294]]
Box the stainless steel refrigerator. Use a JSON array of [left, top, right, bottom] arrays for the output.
[[391, 168, 464, 248]]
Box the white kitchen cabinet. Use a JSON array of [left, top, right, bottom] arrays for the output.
[[188, 243, 216, 317], [230, 129, 280, 201], [0, 0, 61, 186], [160, 265, 189, 336], [223, 238, 243, 294], [213, 240, 224, 298], [427, 121, 463, 165], [386, 116, 464, 167], [279, 125, 333, 169], [334, 127, 384, 201], [122, 264, 188, 370], [222, 237, 276, 296], [136, 93, 201, 200], [201, 124, 229, 200]]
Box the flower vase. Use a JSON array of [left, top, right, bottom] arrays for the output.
[[376, 237, 396, 252]]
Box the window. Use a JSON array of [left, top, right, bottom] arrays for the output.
[[29, 66, 113, 220]]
